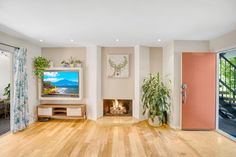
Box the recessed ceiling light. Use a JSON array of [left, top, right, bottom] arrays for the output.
[[115, 38, 119, 42], [70, 39, 74, 42], [158, 39, 161, 42], [39, 39, 43, 42]]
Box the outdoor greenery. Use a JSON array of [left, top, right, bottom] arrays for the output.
[[220, 56, 236, 97], [33, 56, 50, 78], [142, 73, 171, 125], [3, 83, 10, 100]]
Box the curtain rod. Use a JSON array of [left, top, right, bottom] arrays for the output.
[[0, 42, 20, 49]]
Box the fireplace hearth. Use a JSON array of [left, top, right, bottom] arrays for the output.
[[103, 99, 132, 116]]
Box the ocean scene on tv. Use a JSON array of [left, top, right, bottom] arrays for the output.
[[42, 71, 79, 97]]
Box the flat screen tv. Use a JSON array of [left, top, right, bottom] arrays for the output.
[[41, 71, 80, 98]]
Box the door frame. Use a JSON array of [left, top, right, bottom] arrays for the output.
[[216, 48, 236, 141]]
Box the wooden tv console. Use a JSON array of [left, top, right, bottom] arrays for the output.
[[37, 104, 86, 120]]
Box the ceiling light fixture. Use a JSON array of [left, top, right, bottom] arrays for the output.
[[70, 39, 74, 42], [115, 38, 119, 42], [39, 39, 44, 42], [158, 39, 161, 42]]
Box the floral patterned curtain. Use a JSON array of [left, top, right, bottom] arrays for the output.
[[12, 48, 29, 133]]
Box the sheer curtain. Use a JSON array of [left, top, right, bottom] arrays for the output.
[[12, 48, 29, 133]]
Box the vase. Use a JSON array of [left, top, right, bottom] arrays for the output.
[[74, 63, 82, 67], [69, 64, 74, 67], [49, 61, 54, 68]]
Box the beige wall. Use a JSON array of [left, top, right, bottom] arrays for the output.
[[101, 47, 134, 99], [149, 47, 163, 75], [41, 47, 86, 67], [41, 47, 87, 104]]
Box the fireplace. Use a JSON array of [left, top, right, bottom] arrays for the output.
[[103, 99, 132, 116]]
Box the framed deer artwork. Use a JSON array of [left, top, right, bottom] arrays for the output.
[[107, 54, 129, 78]]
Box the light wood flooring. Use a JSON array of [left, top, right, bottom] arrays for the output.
[[0, 119, 235, 157]]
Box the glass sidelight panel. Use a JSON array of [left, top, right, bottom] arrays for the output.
[[218, 49, 236, 139]]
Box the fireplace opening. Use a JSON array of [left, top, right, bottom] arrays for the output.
[[103, 99, 132, 116]]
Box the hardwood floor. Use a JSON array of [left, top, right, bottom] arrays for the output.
[[0, 119, 235, 157]]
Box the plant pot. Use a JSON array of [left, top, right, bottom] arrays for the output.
[[148, 116, 162, 127], [62, 64, 69, 67], [74, 63, 82, 67], [69, 64, 74, 67], [49, 61, 54, 68]]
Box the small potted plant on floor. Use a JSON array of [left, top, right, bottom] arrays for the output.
[[142, 73, 171, 126], [33, 57, 51, 78]]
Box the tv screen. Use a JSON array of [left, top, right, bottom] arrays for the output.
[[42, 71, 80, 97]]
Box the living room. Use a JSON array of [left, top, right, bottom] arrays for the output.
[[0, 1, 236, 157]]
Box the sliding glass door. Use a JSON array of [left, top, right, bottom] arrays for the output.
[[0, 50, 11, 135], [218, 49, 236, 140]]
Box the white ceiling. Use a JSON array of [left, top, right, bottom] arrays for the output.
[[0, 0, 236, 47]]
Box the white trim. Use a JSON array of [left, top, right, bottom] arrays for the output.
[[216, 53, 219, 130], [215, 46, 236, 53], [216, 129, 236, 142], [180, 52, 183, 130], [10, 53, 13, 132], [38, 67, 83, 101]]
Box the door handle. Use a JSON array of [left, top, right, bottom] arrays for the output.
[[182, 83, 187, 105]]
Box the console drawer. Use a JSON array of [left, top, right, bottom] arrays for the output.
[[38, 107, 52, 116], [67, 108, 82, 116]]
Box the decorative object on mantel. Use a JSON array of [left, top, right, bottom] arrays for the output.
[[107, 54, 129, 78], [142, 73, 171, 127], [61, 57, 82, 67], [49, 61, 54, 68], [33, 56, 50, 78]]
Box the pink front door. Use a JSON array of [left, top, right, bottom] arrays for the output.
[[182, 53, 216, 130]]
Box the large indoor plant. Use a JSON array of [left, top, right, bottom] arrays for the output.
[[142, 73, 171, 126], [33, 56, 50, 78]]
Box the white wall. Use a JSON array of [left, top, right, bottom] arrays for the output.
[[86, 46, 102, 120], [162, 41, 175, 126], [0, 54, 10, 99], [0, 31, 41, 124], [134, 46, 150, 120], [210, 29, 236, 52]]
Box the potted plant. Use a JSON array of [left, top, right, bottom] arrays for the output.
[[69, 57, 74, 67], [142, 73, 171, 127], [74, 59, 82, 67], [61, 60, 69, 67], [33, 57, 50, 78]]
